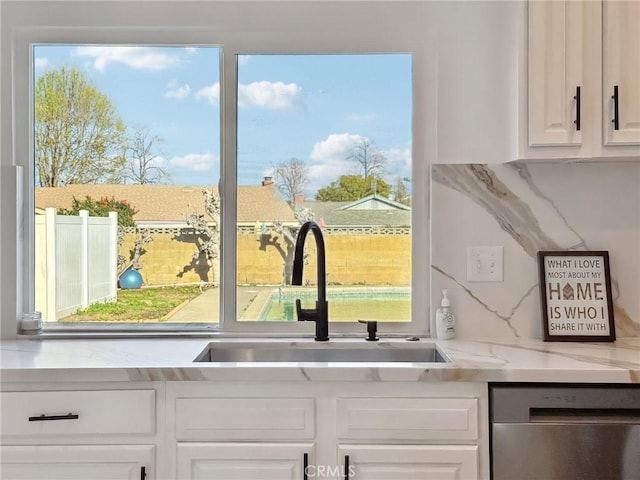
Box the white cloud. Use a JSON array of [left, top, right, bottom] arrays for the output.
[[237, 55, 251, 66], [306, 134, 412, 195], [193, 79, 301, 109], [164, 80, 191, 99], [34, 57, 49, 70], [380, 146, 412, 181], [238, 81, 302, 110], [73, 46, 185, 72], [310, 133, 367, 163], [169, 153, 217, 172], [307, 133, 369, 193], [195, 83, 220, 105]]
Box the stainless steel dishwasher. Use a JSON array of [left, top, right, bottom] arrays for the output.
[[490, 385, 640, 480]]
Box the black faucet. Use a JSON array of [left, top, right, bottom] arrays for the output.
[[291, 221, 329, 341]]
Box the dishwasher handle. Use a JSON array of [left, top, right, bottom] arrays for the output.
[[491, 386, 640, 423], [530, 407, 640, 424]]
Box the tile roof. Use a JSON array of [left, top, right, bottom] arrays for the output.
[[300, 200, 411, 226], [35, 184, 296, 224]]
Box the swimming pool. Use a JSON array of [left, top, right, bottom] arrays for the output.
[[257, 287, 411, 322]]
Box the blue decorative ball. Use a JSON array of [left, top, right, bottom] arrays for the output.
[[119, 269, 143, 289]]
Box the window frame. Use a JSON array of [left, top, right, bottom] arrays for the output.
[[3, 1, 436, 339]]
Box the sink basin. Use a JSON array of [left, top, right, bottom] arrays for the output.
[[194, 341, 450, 363]]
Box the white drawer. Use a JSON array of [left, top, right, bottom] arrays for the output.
[[0, 390, 156, 438], [175, 397, 315, 441], [337, 397, 478, 441]]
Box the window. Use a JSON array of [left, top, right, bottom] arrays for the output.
[[4, 2, 432, 337], [236, 54, 412, 326], [33, 45, 222, 326]]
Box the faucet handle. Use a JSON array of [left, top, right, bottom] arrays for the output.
[[295, 299, 316, 322], [358, 320, 379, 341]]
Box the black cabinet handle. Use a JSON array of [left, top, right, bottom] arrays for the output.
[[612, 85, 619, 130], [28, 413, 79, 421], [303, 453, 308, 480], [344, 455, 350, 480], [140, 466, 147, 480], [573, 86, 581, 131]]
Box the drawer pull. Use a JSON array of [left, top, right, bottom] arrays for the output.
[[573, 85, 581, 131], [28, 413, 79, 421], [344, 455, 350, 480], [612, 85, 619, 130], [303, 452, 309, 480]]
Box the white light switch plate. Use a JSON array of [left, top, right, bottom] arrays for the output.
[[467, 246, 503, 282]]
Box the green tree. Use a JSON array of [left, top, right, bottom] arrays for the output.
[[35, 66, 127, 187], [315, 175, 391, 202], [59, 195, 138, 227], [394, 176, 411, 206]]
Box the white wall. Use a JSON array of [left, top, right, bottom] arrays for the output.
[[0, 0, 524, 339], [0, 2, 6, 336], [433, 1, 523, 164]]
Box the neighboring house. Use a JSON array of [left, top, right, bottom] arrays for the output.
[[34, 186, 411, 286], [297, 193, 411, 231], [35, 183, 299, 285], [35, 183, 298, 229]]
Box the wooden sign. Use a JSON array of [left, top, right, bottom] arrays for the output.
[[537, 251, 615, 342]]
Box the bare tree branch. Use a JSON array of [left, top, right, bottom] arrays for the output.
[[125, 126, 170, 185], [348, 137, 386, 179], [272, 157, 309, 207], [180, 188, 221, 283]]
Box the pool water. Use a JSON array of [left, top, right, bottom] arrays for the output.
[[260, 288, 411, 322]]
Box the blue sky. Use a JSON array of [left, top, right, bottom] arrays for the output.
[[34, 46, 412, 196]]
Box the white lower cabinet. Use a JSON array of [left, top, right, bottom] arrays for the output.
[[335, 396, 479, 479], [0, 444, 154, 480], [176, 443, 314, 479], [170, 390, 317, 479], [0, 385, 160, 480], [1, 381, 487, 479], [338, 445, 478, 480], [167, 382, 488, 480]]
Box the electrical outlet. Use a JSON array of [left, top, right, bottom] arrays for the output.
[[466, 246, 503, 282]]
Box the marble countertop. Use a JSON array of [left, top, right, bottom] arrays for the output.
[[1, 336, 638, 384]]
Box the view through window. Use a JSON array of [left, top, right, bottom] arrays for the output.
[[33, 45, 221, 325], [32, 46, 412, 328], [236, 54, 412, 323]]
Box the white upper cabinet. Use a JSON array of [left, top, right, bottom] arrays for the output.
[[603, 0, 640, 145], [525, 0, 640, 159], [528, 0, 585, 147]]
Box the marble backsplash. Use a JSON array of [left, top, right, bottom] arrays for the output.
[[431, 161, 640, 340]]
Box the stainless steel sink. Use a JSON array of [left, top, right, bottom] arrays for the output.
[[194, 341, 450, 363]]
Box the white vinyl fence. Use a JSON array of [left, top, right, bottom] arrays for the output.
[[35, 208, 118, 322]]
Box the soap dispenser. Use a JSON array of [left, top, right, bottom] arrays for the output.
[[435, 289, 455, 340]]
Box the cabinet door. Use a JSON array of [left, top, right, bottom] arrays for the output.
[[338, 445, 478, 480], [337, 397, 478, 442], [1, 389, 156, 439], [528, 0, 585, 146], [603, 0, 640, 145], [0, 444, 154, 480], [176, 442, 314, 480]]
